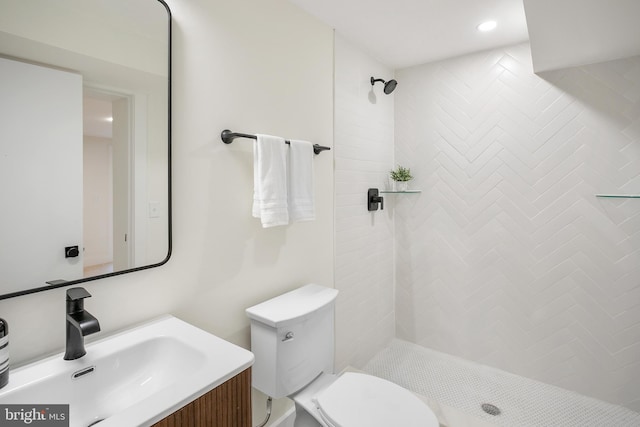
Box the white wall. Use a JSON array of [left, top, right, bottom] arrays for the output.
[[395, 43, 640, 411], [0, 0, 334, 392], [333, 35, 395, 370]]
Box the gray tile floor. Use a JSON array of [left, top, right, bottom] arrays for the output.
[[363, 340, 640, 427]]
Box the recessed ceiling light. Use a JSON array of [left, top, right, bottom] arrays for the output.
[[477, 21, 497, 32]]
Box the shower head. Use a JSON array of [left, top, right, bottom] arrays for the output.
[[383, 79, 397, 94], [370, 77, 398, 94]]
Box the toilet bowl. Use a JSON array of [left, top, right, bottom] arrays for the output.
[[246, 284, 439, 427]]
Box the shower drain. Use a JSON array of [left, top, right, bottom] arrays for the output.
[[481, 403, 501, 416]]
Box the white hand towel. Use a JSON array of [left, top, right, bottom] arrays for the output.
[[288, 139, 315, 222], [253, 134, 289, 227]]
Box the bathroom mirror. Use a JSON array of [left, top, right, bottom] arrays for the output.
[[0, 0, 172, 299]]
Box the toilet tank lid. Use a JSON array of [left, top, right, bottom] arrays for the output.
[[246, 284, 338, 328]]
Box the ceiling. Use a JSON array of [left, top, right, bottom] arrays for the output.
[[288, 0, 640, 72], [288, 0, 529, 69]]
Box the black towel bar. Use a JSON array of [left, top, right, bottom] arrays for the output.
[[221, 129, 331, 155]]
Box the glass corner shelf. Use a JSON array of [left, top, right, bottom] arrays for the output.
[[595, 194, 640, 199], [380, 190, 422, 194]]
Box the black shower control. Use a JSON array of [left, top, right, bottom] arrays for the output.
[[65, 246, 80, 258], [368, 188, 384, 211]]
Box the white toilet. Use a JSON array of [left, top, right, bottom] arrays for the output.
[[246, 284, 439, 427]]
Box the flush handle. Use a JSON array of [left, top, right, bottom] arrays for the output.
[[282, 331, 294, 342]]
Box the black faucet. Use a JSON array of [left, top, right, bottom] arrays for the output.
[[64, 287, 100, 360]]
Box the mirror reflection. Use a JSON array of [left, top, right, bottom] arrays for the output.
[[0, 0, 171, 298]]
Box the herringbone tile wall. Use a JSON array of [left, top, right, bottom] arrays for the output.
[[334, 35, 396, 371], [394, 43, 640, 411]]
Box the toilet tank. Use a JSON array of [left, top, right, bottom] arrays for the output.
[[246, 284, 339, 398]]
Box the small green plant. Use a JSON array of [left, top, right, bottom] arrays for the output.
[[390, 165, 413, 182]]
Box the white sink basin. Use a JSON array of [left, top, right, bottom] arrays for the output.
[[0, 315, 254, 427]]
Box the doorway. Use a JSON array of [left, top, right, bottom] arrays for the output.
[[82, 88, 133, 276]]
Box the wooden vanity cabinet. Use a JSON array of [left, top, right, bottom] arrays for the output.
[[151, 368, 252, 427]]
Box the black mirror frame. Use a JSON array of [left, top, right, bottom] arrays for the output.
[[0, 0, 173, 300]]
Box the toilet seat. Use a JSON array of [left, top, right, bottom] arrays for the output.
[[313, 372, 439, 427]]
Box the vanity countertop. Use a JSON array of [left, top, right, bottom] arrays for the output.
[[0, 315, 254, 427]]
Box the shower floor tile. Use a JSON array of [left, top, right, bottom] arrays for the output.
[[362, 339, 640, 427]]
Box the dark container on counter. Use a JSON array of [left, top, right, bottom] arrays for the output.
[[0, 318, 8, 389]]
